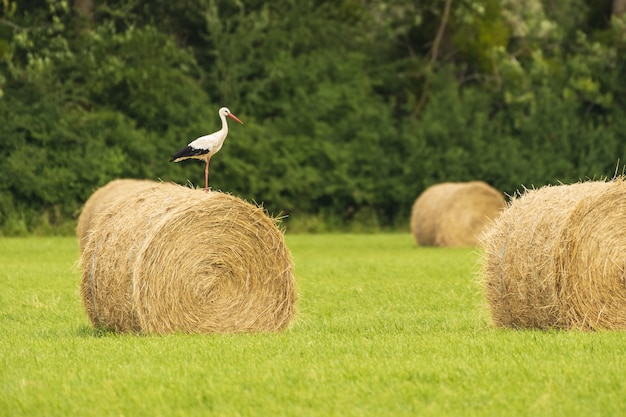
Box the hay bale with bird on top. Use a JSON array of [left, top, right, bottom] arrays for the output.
[[480, 179, 626, 330], [80, 182, 297, 334], [410, 181, 506, 247], [76, 179, 158, 252]]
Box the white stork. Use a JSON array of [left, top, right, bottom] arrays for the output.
[[170, 107, 243, 192]]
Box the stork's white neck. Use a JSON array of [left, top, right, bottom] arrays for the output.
[[220, 113, 229, 134]]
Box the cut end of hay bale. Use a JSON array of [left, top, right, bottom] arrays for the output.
[[76, 179, 159, 252], [80, 183, 297, 334], [480, 179, 626, 331], [410, 181, 506, 247]]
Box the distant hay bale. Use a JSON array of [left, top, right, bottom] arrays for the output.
[[80, 183, 297, 334], [76, 179, 158, 252], [410, 181, 506, 247], [480, 179, 626, 330]]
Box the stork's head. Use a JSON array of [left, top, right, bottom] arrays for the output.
[[219, 107, 244, 124]]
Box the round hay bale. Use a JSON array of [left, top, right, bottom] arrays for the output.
[[76, 179, 158, 252], [480, 179, 626, 330], [410, 181, 506, 247], [80, 183, 297, 334]]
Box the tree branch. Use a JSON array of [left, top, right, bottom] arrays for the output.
[[415, 0, 453, 116], [613, 0, 626, 17], [430, 0, 453, 65], [0, 18, 51, 32]]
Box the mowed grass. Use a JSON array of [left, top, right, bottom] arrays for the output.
[[1, 235, 626, 417]]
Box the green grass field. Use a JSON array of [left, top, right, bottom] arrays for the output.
[[1, 234, 626, 416]]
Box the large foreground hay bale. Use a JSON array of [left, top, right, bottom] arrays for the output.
[[410, 181, 505, 247], [76, 179, 157, 251], [480, 179, 626, 330], [80, 182, 297, 334]]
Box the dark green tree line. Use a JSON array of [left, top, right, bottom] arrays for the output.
[[1, 0, 626, 234]]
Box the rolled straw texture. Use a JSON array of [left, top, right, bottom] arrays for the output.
[[410, 181, 506, 247], [76, 179, 158, 252], [80, 182, 297, 334], [481, 179, 626, 330]]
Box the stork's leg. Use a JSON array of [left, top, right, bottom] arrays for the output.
[[205, 157, 211, 193]]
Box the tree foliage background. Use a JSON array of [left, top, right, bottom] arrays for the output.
[[1, 0, 626, 234]]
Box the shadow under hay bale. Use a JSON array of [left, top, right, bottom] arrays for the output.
[[80, 182, 298, 334], [76, 179, 158, 252], [410, 181, 506, 247], [480, 179, 626, 331]]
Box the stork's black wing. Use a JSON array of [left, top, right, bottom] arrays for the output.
[[169, 145, 210, 162]]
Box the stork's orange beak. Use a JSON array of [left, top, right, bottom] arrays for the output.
[[228, 113, 244, 124]]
